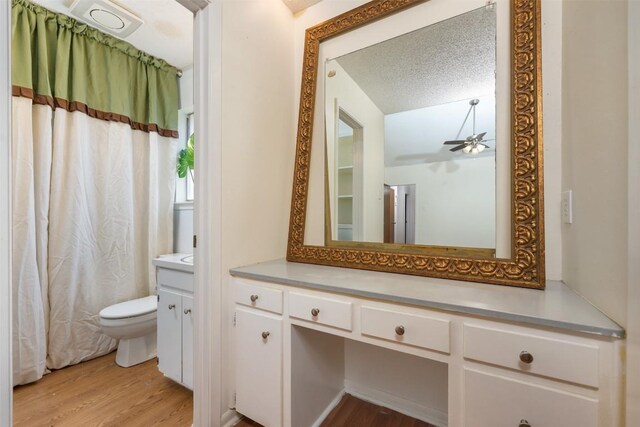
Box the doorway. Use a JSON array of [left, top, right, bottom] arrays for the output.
[[335, 108, 363, 242], [389, 184, 416, 245], [0, 1, 222, 426]]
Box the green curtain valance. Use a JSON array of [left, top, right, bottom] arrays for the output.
[[11, 0, 179, 137]]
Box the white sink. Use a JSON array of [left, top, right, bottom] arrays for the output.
[[152, 253, 194, 273]]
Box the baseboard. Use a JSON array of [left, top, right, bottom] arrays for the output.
[[344, 380, 448, 427], [221, 408, 241, 427], [311, 389, 346, 427]]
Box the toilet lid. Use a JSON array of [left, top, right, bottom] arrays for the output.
[[99, 295, 157, 319]]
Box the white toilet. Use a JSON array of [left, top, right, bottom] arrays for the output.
[[99, 295, 158, 368]]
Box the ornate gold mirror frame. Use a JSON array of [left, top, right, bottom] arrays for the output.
[[287, 0, 545, 289]]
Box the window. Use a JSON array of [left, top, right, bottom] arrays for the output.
[[175, 112, 195, 204], [186, 113, 194, 201]]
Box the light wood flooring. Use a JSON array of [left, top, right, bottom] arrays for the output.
[[13, 352, 193, 427], [234, 393, 435, 427]]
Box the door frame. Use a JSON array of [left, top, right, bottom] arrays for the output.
[[192, 1, 223, 425], [627, 1, 640, 424], [0, 1, 13, 425], [0, 1, 223, 425]]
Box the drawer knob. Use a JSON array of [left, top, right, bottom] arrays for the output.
[[395, 325, 405, 336], [250, 294, 259, 302], [519, 420, 531, 427], [311, 308, 320, 317], [261, 331, 270, 340], [519, 351, 534, 364], [168, 304, 176, 310], [184, 308, 191, 315]]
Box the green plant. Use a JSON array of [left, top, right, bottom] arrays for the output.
[[177, 133, 194, 182]]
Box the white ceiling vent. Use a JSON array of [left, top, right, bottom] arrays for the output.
[[69, 0, 144, 38]]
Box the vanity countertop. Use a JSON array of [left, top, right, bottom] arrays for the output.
[[230, 258, 625, 338], [153, 253, 194, 273]]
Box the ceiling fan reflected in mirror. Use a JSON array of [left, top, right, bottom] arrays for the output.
[[443, 99, 494, 154]]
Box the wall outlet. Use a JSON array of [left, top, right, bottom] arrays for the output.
[[562, 190, 573, 224]]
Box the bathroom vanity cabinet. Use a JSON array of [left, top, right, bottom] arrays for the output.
[[230, 259, 625, 427], [154, 255, 194, 390]]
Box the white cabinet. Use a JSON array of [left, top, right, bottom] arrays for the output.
[[464, 369, 599, 427], [182, 295, 193, 389], [235, 307, 283, 427], [156, 267, 193, 389], [158, 289, 183, 383], [231, 277, 624, 427]]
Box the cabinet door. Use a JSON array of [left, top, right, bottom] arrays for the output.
[[464, 369, 598, 427], [182, 295, 194, 389], [157, 290, 182, 383], [235, 308, 282, 427]]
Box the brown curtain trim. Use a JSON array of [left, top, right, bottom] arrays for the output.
[[12, 85, 179, 139]]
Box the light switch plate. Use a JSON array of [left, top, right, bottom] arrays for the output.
[[562, 190, 573, 224]]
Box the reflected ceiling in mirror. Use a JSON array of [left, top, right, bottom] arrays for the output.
[[325, 6, 498, 256]]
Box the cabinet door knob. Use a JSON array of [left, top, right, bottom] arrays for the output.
[[311, 308, 320, 317], [519, 420, 531, 427], [261, 331, 270, 339], [519, 351, 534, 364], [184, 308, 191, 315], [395, 325, 405, 336], [250, 294, 259, 302], [168, 304, 176, 310]]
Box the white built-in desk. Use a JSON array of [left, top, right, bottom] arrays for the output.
[[230, 259, 625, 427]]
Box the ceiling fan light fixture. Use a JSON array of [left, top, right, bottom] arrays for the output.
[[443, 98, 491, 155]]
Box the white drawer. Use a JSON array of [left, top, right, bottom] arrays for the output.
[[157, 268, 193, 293], [464, 369, 598, 427], [289, 293, 352, 331], [234, 280, 283, 314], [361, 306, 450, 354], [463, 324, 599, 388]]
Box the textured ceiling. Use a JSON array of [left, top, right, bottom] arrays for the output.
[[335, 6, 496, 115], [31, 0, 193, 69]]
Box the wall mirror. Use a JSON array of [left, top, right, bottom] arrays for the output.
[[288, 0, 545, 289]]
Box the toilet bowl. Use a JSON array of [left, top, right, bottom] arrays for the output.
[[99, 295, 157, 368]]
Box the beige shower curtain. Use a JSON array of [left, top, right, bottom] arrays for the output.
[[11, 97, 51, 385], [11, 0, 179, 383], [45, 109, 176, 369], [12, 99, 177, 381]]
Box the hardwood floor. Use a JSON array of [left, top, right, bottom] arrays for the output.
[[13, 352, 193, 427], [234, 394, 435, 427]]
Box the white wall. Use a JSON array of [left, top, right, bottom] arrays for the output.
[[561, 0, 628, 327], [344, 340, 448, 425], [385, 156, 496, 249], [325, 60, 385, 243], [627, 0, 640, 423], [541, 0, 563, 281], [219, 0, 295, 419]]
